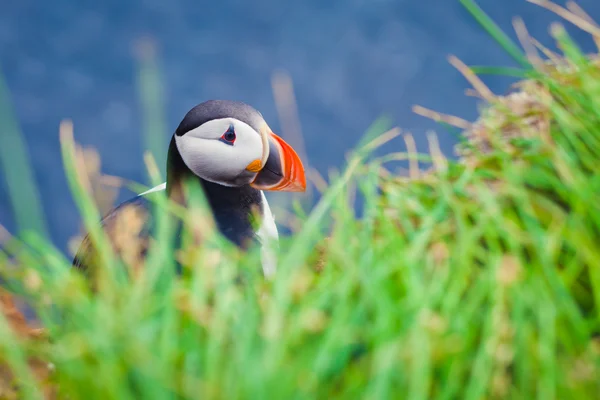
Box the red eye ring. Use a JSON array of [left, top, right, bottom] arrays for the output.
[[219, 124, 236, 145]]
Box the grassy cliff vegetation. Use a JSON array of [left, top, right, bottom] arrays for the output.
[[1, 1, 600, 398]]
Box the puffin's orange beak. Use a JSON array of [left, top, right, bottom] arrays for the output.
[[251, 131, 306, 192]]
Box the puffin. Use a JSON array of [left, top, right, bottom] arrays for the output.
[[73, 100, 306, 277]]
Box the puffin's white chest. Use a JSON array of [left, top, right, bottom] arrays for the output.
[[140, 183, 279, 276], [255, 192, 279, 277]]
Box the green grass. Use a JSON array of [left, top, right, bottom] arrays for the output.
[[0, 68, 48, 239], [1, 1, 600, 398], [135, 38, 168, 182]]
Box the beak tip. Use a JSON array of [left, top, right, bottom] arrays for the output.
[[298, 175, 307, 192], [289, 167, 307, 192], [291, 182, 307, 192]]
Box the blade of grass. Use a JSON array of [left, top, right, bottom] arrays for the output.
[[135, 38, 168, 181], [59, 120, 118, 286], [0, 68, 48, 239], [468, 65, 527, 78], [460, 0, 532, 68]]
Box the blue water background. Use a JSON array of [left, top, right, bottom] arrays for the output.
[[0, 0, 598, 249]]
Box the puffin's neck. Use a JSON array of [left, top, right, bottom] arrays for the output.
[[166, 136, 263, 248]]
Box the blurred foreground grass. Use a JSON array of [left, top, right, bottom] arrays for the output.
[[1, 1, 600, 398]]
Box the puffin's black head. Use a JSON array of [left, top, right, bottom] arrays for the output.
[[172, 100, 306, 191]]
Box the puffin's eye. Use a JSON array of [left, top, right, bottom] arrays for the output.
[[220, 125, 236, 145]]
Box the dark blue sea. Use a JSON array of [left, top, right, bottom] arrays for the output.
[[0, 0, 598, 250]]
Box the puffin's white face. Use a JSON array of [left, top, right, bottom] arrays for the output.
[[172, 100, 306, 192], [175, 117, 268, 187]]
